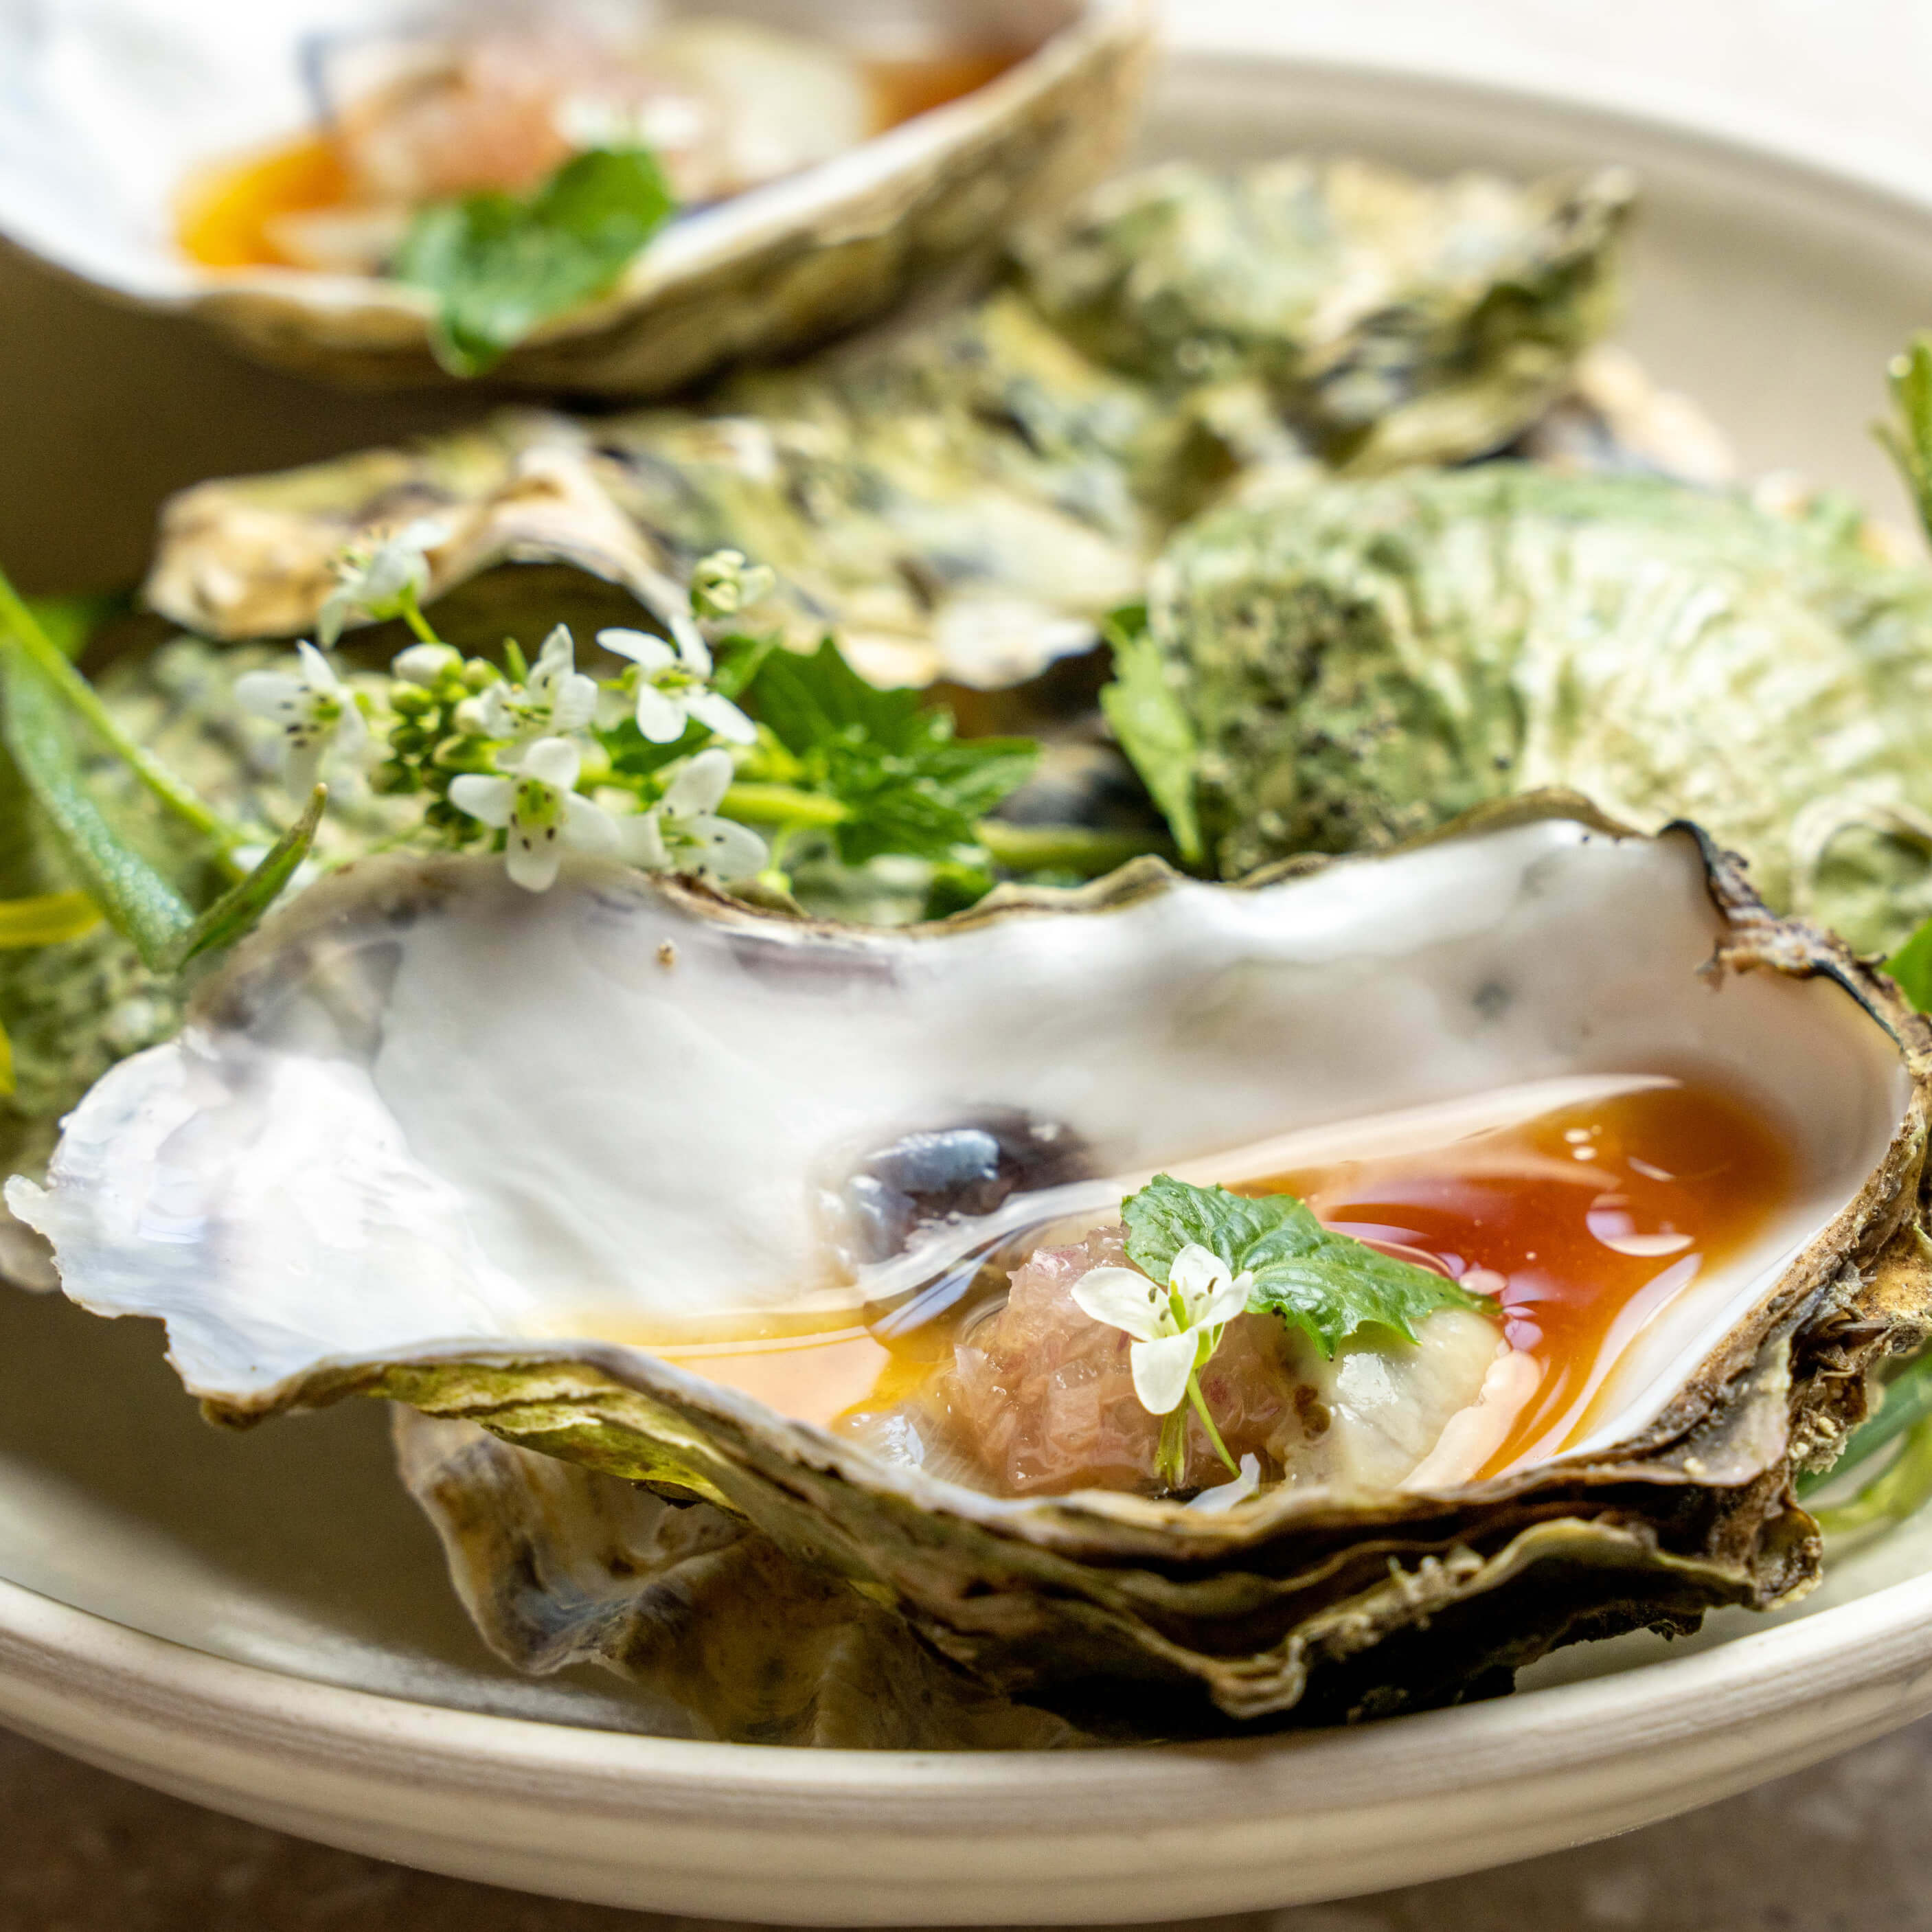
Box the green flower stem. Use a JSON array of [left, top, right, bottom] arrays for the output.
[[720, 782, 849, 830], [721, 780, 1175, 878], [0, 565, 245, 876], [1815, 1416, 1932, 1538], [1187, 1368, 1240, 1477], [975, 821, 1174, 874], [395, 587, 444, 647]]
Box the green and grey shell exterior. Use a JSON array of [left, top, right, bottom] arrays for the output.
[[142, 158, 1633, 689], [13, 801, 1932, 1725], [1121, 465, 1932, 955]]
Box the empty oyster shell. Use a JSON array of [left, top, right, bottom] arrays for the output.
[[12, 797, 1932, 1724], [0, 0, 1151, 392]]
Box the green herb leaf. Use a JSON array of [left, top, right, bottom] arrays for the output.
[[743, 639, 1037, 867], [1122, 1172, 1488, 1357], [1098, 604, 1203, 866], [1887, 914, 1932, 1012], [0, 643, 194, 970], [1879, 334, 1932, 549], [176, 786, 325, 966], [396, 146, 677, 378]]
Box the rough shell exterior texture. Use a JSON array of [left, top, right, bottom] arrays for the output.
[[187, 3, 1155, 394], [196, 806, 1932, 1732]]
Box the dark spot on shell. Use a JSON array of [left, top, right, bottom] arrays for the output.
[[1471, 979, 1512, 1021]]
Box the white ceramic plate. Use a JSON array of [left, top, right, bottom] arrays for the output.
[[8, 41, 1932, 1924]]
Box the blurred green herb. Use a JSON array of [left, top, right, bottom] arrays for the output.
[[1097, 604, 1203, 867], [396, 146, 677, 378]]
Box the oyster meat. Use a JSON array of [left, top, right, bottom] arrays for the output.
[[13, 799, 1931, 1725], [141, 157, 1632, 687]]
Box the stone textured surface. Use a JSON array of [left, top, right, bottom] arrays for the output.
[[7, 1716, 1932, 1930]]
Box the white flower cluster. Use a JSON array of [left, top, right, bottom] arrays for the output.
[[238, 529, 771, 895]]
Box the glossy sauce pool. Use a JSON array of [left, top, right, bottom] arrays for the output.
[[176, 47, 1023, 271], [627, 1077, 1794, 1480]]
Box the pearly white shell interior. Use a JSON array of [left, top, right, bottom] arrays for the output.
[[0, 0, 1086, 306], [12, 817, 1911, 1468]]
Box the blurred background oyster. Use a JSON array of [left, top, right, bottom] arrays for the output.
[[0, 0, 1152, 389]]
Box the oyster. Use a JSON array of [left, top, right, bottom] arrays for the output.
[[141, 158, 1632, 688], [1120, 464, 1932, 953], [0, 0, 1151, 392], [13, 798, 1931, 1725]]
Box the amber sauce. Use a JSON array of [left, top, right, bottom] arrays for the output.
[[175, 47, 1024, 271], [627, 1079, 1793, 1468], [1260, 1080, 1793, 1478]]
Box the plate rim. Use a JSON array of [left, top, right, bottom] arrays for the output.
[[12, 35, 1932, 1915]]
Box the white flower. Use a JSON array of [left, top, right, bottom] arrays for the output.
[[318, 517, 448, 646], [1071, 1243, 1253, 1417], [598, 626, 755, 746], [689, 548, 775, 620], [234, 641, 367, 794], [392, 642, 462, 687], [474, 625, 598, 742], [448, 736, 618, 892], [618, 748, 767, 883]]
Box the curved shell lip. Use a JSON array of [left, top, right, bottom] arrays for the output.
[[59, 790, 1924, 1565], [1, 0, 1154, 391]]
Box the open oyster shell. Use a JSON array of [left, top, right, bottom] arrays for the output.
[[140, 157, 1631, 687], [0, 0, 1150, 393], [394, 1410, 1083, 1747], [13, 798, 1932, 1725]]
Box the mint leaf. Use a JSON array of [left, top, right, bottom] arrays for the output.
[[1122, 1172, 1488, 1357], [396, 146, 676, 378], [1098, 605, 1203, 865], [744, 639, 1036, 867]]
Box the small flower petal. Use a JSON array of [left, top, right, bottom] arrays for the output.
[[1168, 1243, 1232, 1312], [1070, 1264, 1172, 1343], [504, 828, 563, 892], [234, 670, 304, 719], [393, 642, 459, 686], [633, 684, 690, 743], [1128, 1331, 1198, 1417], [598, 627, 677, 673], [449, 773, 515, 828], [662, 747, 736, 817], [562, 791, 619, 853], [518, 736, 581, 791], [617, 810, 670, 869], [685, 688, 757, 745], [684, 814, 767, 881]]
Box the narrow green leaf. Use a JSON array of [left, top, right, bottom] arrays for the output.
[[1878, 334, 1932, 549], [0, 889, 101, 948], [0, 1014, 13, 1097], [1122, 1173, 1488, 1358], [0, 643, 194, 970], [1098, 606, 1203, 866], [1886, 913, 1932, 1012], [396, 146, 677, 378], [177, 786, 326, 965]]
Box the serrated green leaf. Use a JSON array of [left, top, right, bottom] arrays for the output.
[[1880, 334, 1932, 549], [0, 643, 194, 970], [396, 146, 677, 378], [1098, 605, 1203, 865], [177, 785, 325, 965], [1122, 1172, 1487, 1357], [742, 638, 1038, 870]]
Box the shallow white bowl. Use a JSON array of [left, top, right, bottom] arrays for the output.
[[8, 36, 1932, 1923]]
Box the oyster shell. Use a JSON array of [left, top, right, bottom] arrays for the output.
[[1130, 464, 1932, 954], [141, 158, 1631, 688], [12, 799, 1932, 1724], [0, 0, 1151, 393]]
